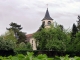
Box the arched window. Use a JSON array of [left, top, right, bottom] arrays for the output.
[[48, 21, 51, 25]]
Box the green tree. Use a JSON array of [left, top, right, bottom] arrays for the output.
[[71, 23, 78, 38], [15, 42, 32, 51], [66, 24, 78, 52], [77, 15, 80, 31], [67, 32, 80, 52], [59, 25, 63, 31], [2, 29, 17, 43], [0, 36, 16, 50], [73, 32, 80, 51], [7, 22, 26, 43], [34, 25, 69, 51], [37, 21, 45, 32]]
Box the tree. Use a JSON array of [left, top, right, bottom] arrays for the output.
[[7, 22, 26, 43], [2, 29, 17, 43], [74, 32, 80, 51], [37, 21, 45, 31], [77, 15, 80, 31], [33, 25, 69, 51], [67, 31, 80, 52], [0, 36, 16, 50], [69, 24, 78, 51], [15, 42, 32, 51], [71, 23, 78, 38], [59, 25, 63, 31]]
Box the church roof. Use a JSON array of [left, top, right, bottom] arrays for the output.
[[25, 34, 33, 42], [42, 8, 53, 20]]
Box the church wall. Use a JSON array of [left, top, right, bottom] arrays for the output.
[[29, 38, 37, 50]]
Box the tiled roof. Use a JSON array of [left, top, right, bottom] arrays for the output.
[[26, 34, 33, 38], [26, 34, 33, 42]]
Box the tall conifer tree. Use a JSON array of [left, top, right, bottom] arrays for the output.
[[71, 23, 78, 37], [77, 15, 80, 31], [7, 22, 26, 43]]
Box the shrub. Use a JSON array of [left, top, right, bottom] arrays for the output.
[[0, 37, 16, 50]]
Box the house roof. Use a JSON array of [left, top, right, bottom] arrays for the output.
[[42, 8, 53, 20]]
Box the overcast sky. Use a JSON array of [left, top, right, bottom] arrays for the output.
[[0, 0, 80, 35]]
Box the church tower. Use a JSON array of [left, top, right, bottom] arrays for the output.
[[42, 8, 53, 28]]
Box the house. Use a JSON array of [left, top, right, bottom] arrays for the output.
[[26, 8, 54, 50]]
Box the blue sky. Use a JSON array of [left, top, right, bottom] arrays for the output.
[[0, 0, 80, 35]]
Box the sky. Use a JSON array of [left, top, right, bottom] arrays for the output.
[[0, 0, 80, 35]]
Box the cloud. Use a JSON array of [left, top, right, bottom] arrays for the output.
[[0, 0, 80, 35]]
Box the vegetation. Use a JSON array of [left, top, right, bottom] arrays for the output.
[[0, 52, 53, 60], [0, 22, 32, 55], [77, 15, 80, 31], [71, 23, 78, 38], [7, 22, 26, 43], [34, 24, 70, 51], [0, 52, 80, 60], [0, 15, 80, 56], [2, 29, 17, 43], [0, 36, 16, 50], [15, 42, 32, 51], [34, 18, 80, 52]]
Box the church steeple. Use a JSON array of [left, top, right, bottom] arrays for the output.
[[42, 8, 53, 20], [41, 7, 53, 28]]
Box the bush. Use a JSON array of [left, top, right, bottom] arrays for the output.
[[15, 42, 32, 54], [0, 37, 16, 50], [15, 42, 32, 51], [0, 52, 53, 60]]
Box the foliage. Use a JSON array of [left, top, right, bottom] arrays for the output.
[[66, 24, 80, 52], [0, 52, 80, 60], [33, 25, 69, 51], [7, 22, 26, 43], [77, 15, 80, 31], [2, 29, 17, 43], [73, 32, 80, 51], [0, 36, 16, 50], [59, 25, 63, 31], [0, 52, 53, 60], [37, 21, 45, 31], [71, 23, 78, 38], [0, 30, 32, 52], [15, 42, 32, 51], [65, 24, 78, 52]]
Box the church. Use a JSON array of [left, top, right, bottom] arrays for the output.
[[26, 8, 54, 50]]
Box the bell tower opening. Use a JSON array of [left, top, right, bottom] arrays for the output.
[[48, 21, 51, 25]]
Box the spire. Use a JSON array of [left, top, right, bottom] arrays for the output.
[[42, 8, 53, 20]]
